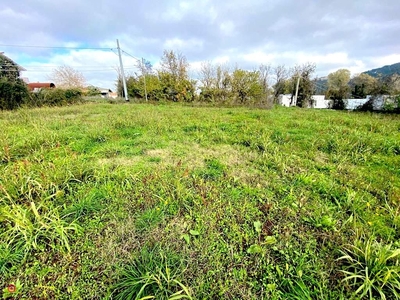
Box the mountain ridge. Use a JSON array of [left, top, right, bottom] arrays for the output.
[[363, 62, 400, 77]]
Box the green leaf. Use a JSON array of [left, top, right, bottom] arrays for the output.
[[253, 221, 262, 233], [181, 234, 190, 244], [189, 230, 200, 236], [263, 236, 277, 245], [247, 244, 262, 254], [320, 215, 334, 227]]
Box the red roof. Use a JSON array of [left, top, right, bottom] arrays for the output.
[[28, 83, 55, 90]]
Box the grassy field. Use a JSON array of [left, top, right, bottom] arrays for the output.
[[1, 102, 399, 299]]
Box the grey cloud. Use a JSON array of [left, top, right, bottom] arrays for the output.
[[1, 0, 399, 87]]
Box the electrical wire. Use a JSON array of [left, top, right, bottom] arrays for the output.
[[0, 44, 114, 50], [1, 67, 137, 73], [121, 50, 141, 62]]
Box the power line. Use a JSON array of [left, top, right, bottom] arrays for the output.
[[1, 67, 137, 73], [0, 44, 114, 50], [1, 64, 137, 69], [121, 50, 141, 61]]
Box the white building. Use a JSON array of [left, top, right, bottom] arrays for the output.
[[278, 94, 331, 109]]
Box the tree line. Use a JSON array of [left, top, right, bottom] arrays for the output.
[[1, 49, 399, 110], [118, 50, 400, 110]]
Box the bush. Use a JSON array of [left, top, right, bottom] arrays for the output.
[[331, 98, 347, 110], [356, 98, 375, 112], [0, 78, 29, 110], [28, 88, 82, 107]]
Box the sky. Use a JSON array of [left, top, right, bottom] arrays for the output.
[[1, 0, 399, 90]]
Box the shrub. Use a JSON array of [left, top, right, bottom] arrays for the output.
[[0, 78, 29, 110], [28, 88, 82, 107]]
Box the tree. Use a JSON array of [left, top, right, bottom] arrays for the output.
[[198, 61, 217, 102], [160, 50, 189, 82], [273, 65, 288, 102], [48, 65, 86, 89], [350, 73, 377, 98], [215, 64, 232, 103], [289, 63, 316, 107], [198, 62, 234, 103], [372, 74, 400, 96], [327, 69, 350, 109], [136, 58, 153, 75], [258, 64, 273, 106], [0, 52, 24, 81], [199, 61, 215, 90], [231, 69, 263, 104], [158, 50, 194, 102], [0, 52, 28, 110]]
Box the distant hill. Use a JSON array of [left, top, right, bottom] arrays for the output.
[[364, 62, 400, 78], [313, 62, 400, 94]]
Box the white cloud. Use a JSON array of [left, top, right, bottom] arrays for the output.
[[242, 51, 276, 64], [20, 49, 138, 90], [371, 54, 400, 68], [219, 21, 235, 36], [163, 38, 204, 52], [2, 0, 400, 87], [213, 55, 230, 64]]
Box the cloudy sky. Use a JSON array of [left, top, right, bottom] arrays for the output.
[[1, 0, 399, 89]]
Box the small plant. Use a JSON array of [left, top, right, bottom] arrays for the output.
[[112, 247, 192, 300], [2, 279, 23, 299], [0, 243, 24, 276], [338, 236, 400, 299], [0, 202, 81, 254]]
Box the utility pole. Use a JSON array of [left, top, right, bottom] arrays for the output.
[[142, 57, 148, 102], [294, 75, 300, 106], [116, 39, 129, 101]]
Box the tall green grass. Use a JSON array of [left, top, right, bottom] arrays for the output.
[[0, 102, 399, 299]]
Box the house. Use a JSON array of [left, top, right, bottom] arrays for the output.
[[279, 94, 294, 107], [279, 94, 396, 110], [100, 88, 118, 99], [311, 95, 331, 109], [279, 94, 331, 108], [28, 82, 56, 92], [345, 95, 397, 110]]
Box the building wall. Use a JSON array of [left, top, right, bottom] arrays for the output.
[[279, 94, 330, 109], [311, 95, 330, 109], [279, 94, 294, 107]]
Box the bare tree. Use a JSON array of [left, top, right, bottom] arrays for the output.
[[273, 65, 288, 101], [199, 61, 215, 89], [48, 65, 86, 88], [160, 50, 189, 81], [136, 58, 153, 76], [259, 64, 272, 92]]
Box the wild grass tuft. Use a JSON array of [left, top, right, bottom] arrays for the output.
[[112, 247, 192, 300], [338, 236, 400, 299]]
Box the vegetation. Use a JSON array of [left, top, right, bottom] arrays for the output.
[[1, 54, 84, 110], [0, 77, 29, 110], [327, 69, 351, 109], [365, 62, 400, 78], [48, 65, 86, 89], [288, 63, 316, 108], [118, 50, 273, 106], [28, 88, 83, 107], [1, 101, 399, 299], [0, 53, 29, 110]]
